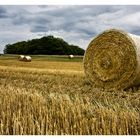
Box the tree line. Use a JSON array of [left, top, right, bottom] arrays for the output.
[[4, 36, 85, 55]]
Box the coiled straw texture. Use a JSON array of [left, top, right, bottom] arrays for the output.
[[84, 29, 140, 90]]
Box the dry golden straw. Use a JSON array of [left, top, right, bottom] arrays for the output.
[[84, 29, 140, 90]]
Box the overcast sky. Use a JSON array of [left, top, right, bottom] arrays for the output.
[[0, 5, 140, 53]]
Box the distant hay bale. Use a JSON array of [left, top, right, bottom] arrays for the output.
[[84, 29, 140, 90], [23, 56, 32, 62], [18, 55, 25, 61], [18, 55, 31, 62], [69, 55, 74, 59]]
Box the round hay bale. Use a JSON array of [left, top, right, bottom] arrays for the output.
[[18, 55, 25, 61], [83, 29, 140, 90], [23, 56, 32, 62], [68, 55, 74, 59]]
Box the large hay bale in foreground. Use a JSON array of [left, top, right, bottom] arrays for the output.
[[84, 29, 140, 90]]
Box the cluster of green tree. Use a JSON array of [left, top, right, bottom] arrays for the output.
[[4, 36, 85, 55]]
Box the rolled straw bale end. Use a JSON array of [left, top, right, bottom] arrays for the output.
[[18, 55, 25, 61], [23, 56, 32, 62], [83, 29, 140, 91]]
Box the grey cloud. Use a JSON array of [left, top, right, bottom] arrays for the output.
[[0, 7, 8, 18], [1, 6, 125, 35], [10, 6, 119, 33], [43, 6, 117, 17], [126, 26, 140, 35], [30, 25, 49, 32], [1, 5, 140, 53]]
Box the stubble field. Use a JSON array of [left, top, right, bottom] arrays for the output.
[[0, 55, 140, 135]]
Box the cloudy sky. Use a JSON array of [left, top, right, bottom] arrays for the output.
[[0, 5, 140, 53]]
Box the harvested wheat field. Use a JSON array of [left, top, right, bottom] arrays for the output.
[[0, 55, 140, 135]]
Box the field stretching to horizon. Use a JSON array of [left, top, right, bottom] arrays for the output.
[[0, 54, 140, 135]]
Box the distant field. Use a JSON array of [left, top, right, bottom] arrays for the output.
[[0, 55, 140, 135], [0, 55, 83, 71], [1, 54, 83, 61]]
